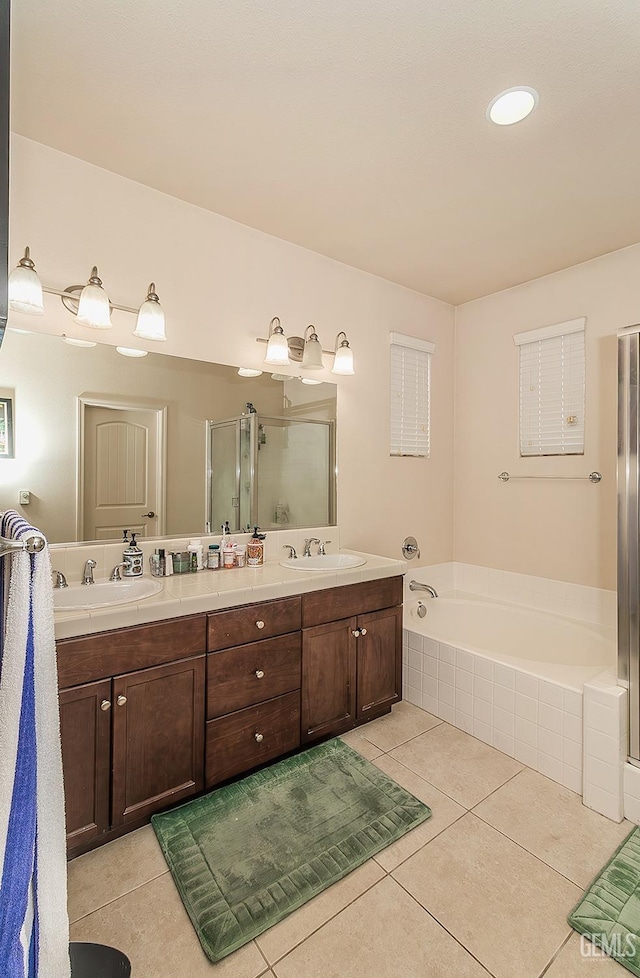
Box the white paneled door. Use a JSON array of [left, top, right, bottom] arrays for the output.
[[81, 402, 165, 540]]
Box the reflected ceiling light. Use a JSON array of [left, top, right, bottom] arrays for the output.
[[263, 317, 290, 366], [302, 324, 324, 369], [270, 373, 291, 382], [8, 247, 44, 315], [487, 87, 539, 125], [133, 283, 166, 341], [301, 378, 323, 385], [8, 245, 167, 340], [8, 327, 33, 335], [331, 331, 355, 375], [116, 347, 148, 358], [238, 367, 264, 378], [62, 334, 97, 348]]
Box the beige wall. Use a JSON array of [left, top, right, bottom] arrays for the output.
[[7, 136, 456, 563], [454, 243, 640, 589]]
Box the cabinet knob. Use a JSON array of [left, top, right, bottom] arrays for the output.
[[100, 699, 111, 712], [256, 620, 265, 629], [360, 627, 367, 635], [351, 629, 361, 637], [255, 669, 265, 679], [254, 732, 264, 743], [116, 695, 127, 707]]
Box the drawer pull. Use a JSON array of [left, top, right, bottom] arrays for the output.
[[100, 699, 111, 712], [255, 669, 265, 679], [254, 732, 264, 743], [352, 629, 361, 637], [116, 695, 127, 707], [360, 627, 367, 636], [256, 620, 265, 629]]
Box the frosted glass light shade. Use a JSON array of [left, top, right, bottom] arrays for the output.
[[8, 263, 44, 315], [264, 329, 290, 366], [75, 268, 112, 329], [302, 333, 323, 369], [331, 336, 355, 376], [133, 284, 166, 341]]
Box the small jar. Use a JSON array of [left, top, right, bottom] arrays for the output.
[[207, 545, 220, 570], [235, 544, 247, 568], [173, 551, 191, 574], [223, 543, 236, 569]]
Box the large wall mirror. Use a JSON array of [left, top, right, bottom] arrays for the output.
[[0, 329, 336, 544]]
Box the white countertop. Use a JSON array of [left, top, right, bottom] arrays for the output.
[[54, 551, 407, 640]]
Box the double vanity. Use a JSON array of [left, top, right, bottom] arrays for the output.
[[55, 550, 405, 857]]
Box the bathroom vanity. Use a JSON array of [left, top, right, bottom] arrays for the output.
[[56, 572, 403, 857]]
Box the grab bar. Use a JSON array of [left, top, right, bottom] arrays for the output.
[[498, 471, 602, 484], [0, 535, 46, 560]]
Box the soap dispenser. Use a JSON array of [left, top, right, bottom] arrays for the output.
[[123, 531, 144, 577]]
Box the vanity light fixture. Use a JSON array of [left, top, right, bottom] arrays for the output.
[[8, 247, 45, 315], [116, 347, 149, 358], [301, 325, 324, 369], [331, 331, 355, 375], [75, 266, 113, 329], [263, 317, 290, 366], [238, 367, 264, 378], [7, 246, 167, 340], [487, 87, 539, 126]]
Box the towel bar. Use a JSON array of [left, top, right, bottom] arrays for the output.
[[0, 535, 46, 559], [498, 471, 602, 483]]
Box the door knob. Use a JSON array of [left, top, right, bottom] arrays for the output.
[[100, 699, 111, 711], [116, 695, 127, 707], [360, 627, 367, 635], [256, 620, 265, 629], [254, 732, 264, 743], [351, 629, 361, 637], [140, 511, 156, 518], [255, 670, 265, 679]]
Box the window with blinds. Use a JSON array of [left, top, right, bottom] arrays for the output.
[[514, 317, 586, 457], [389, 332, 435, 457]]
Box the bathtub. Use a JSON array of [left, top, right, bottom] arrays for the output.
[[402, 591, 617, 795]]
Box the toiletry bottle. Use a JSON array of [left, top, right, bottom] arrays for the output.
[[123, 532, 143, 577], [247, 527, 266, 566], [188, 538, 204, 570], [223, 536, 236, 569], [235, 544, 247, 568], [165, 551, 174, 575], [150, 549, 160, 576], [207, 544, 220, 569]]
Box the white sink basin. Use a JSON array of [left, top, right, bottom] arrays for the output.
[[53, 578, 163, 611], [279, 553, 366, 572]]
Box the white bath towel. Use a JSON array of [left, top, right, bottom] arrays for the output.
[[0, 511, 70, 978]]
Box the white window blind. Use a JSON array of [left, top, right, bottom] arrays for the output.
[[514, 318, 586, 457], [389, 332, 435, 457]]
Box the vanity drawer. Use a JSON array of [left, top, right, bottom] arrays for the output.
[[207, 597, 301, 651], [207, 634, 301, 719], [302, 576, 403, 628], [205, 690, 301, 786]]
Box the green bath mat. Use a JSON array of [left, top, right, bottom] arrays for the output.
[[151, 738, 431, 962], [569, 826, 640, 975]]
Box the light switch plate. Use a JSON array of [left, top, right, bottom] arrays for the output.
[[19, 490, 30, 505]]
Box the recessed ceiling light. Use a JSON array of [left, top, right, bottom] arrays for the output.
[[116, 346, 148, 358], [270, 373, 290, 382], [237, 367, 263, 378], [301, 378, 323, 386], [8, 327, 33, 335], [62, 334, 96, 347], [487, 87, 539, 126]]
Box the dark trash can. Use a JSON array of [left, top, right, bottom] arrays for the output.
[[69, 942, 131, 977]]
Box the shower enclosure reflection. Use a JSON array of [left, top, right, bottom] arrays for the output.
[[207, 413, 336, 532]]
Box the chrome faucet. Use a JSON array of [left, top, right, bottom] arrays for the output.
[[303, 537, 320, 557], [408, 580, 438, 597], [109, 562, 127, 581], [318, 540, 332, 555], [51, 569, 68, 589], [82, 558, 97, 585], [282, 545, 297, 559]]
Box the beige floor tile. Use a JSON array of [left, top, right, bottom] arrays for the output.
[[339, 728, 384, 760], [390, 723, 523, 808], [354, 701, 442, 752], [256, 859, 384, 964], [371, 754, 465, 871], [393, 813, 581, 978], [69, 873, 267, 978], [473, 767, 633, 888], [545, 933, 630, 975], [273, 876, 492, 978], [67, 824, 169, 923]]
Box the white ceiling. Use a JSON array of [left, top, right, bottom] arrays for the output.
[[10, 0, 640, 304]]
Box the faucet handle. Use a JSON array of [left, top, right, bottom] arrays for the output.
[[51, 569, 68, 589], [282, 545, 297, 559], [318, 540, 332, 555]]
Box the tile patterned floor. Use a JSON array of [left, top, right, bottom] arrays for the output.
[[68, 701, 634, 977]]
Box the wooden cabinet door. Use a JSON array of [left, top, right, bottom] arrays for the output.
[[59, 679, 111, 851], [356, 606, 402, 720], [111, 655, 205, 826], [301, 618, 357, 743]]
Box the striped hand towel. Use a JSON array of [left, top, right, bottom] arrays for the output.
[[0, 511, 70, 978]]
